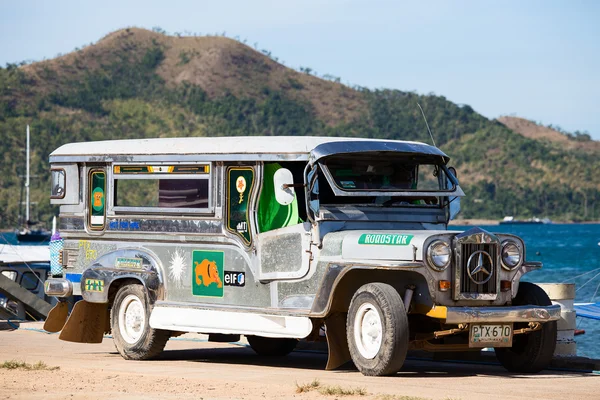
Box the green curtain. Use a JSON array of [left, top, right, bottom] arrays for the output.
[[257, 163, 300, 232]]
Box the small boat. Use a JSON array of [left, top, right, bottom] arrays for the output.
[[499, 216, 552, 225], [15, 125, 50, 244], [16, 227, 51, 243]]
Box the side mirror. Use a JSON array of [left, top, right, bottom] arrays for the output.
[[273, 168, 295, 205], [446, 167, 460, 220], [447, 167, 458, 185]]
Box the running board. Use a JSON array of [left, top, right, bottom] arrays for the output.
[[149, 305, 313, 339]]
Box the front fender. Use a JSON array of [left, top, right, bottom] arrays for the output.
[[511, 261, 543, 298], [80, 249, 164, 304], [310, 263, 431, 317]]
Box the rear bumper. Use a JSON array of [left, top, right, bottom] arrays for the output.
[[445, 304, 561, 324]]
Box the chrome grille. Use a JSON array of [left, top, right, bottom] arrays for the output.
[[460, 243, 498, 294]]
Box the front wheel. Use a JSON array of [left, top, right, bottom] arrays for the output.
[[495, 282, 557, 373], [111, 284, 170, 360], [346, 283, 409, 376]]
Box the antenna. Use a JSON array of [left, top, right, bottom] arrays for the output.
[[417, 103, 436, 147]]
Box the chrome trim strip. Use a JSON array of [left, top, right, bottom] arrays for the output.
[[445, 304, 561, 324]]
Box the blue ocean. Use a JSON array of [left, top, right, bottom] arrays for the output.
[[2, 224, 600, 359]]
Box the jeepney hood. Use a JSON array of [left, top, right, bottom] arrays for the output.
[[340, 230, 455, 262]]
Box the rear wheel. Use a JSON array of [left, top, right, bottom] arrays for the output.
[[247, 335, 298, 356], [495, 282, 557, 373], [346, 283, 409, 376], [111, 284, 170, 360]]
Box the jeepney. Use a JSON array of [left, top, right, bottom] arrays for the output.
[[44, 136, 560, 376]]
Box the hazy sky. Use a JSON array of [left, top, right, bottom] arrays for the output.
[[1, 0, 599, 139]]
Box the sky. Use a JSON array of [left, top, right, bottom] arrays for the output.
[[1, 0, 599, 139]]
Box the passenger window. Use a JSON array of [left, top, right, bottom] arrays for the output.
[[226, 167, 255, 245], [89, 169, 106, 230], [50, 168, 66, 199], [21, 272, 40, 290], [113, 164, 212, 213]]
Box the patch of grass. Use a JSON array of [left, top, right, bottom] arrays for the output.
[[296, 378, 321, 393], [1, 360, 60, 371], [318, 385, 367, 396], [296, 379, 366, 396], [375, 395, 459, 400]]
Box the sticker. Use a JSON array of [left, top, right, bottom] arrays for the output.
[[92, 188, 104, 210], [227, 168, 254, 244], [224, 271, 245, 287], [192, 250, 224, 297], [85, 279, 104, 292], [358, 233, 414, 246], [340, 180, 356, 189], [115, 257, 142, 269], [89, 170, 106, 229], [114, 165, 209, 174], [168, 248, 187, 289], [79, 240, 98, 261]]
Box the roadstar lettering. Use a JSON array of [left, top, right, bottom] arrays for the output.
[[358, 233, 414, 246]]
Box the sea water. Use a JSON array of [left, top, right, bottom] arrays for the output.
[[2, 225, 600, 359], [455, 223, 600, 360]]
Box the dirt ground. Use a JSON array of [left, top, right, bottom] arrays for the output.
[[1, 323, 598, 400]]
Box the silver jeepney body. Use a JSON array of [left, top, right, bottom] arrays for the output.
[[45, 136, 559, 341]]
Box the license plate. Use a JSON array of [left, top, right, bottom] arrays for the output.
[[469, 324, 513, 348]]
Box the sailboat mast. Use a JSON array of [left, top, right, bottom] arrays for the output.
[[25, 124, 30, 224]]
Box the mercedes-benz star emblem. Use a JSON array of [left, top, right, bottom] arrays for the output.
[[466, 250, 493, 285]]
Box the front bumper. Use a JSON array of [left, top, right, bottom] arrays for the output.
[[444, 304, 561, 324]]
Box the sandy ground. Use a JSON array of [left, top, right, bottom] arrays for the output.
[[1, 323, 599, 400]]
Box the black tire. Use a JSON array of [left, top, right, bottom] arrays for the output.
[[346, 283, 409, 376], [246, 335, 298, 356], [111, 284, 170, 360], [495, 282, 557, 373]]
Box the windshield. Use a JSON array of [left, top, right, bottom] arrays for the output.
[[323, 155, 451, 193]]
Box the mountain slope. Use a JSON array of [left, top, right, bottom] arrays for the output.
[[0, 28, 598, 227]]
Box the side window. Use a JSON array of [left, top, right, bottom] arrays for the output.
[[50, 168, 66, 199], [89, 169, 106, 230], [112, 164, 212, 213], [226, 167, 255, 245], [21, 271, 40, 291]]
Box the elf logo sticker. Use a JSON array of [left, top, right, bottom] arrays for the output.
[[224, 271, 245, 287], [192, 250, 224, 297]]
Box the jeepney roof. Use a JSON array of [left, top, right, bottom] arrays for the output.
[[49, 136, 446, 163]]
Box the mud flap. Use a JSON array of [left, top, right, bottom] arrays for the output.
[[43, 301, 69, 333], [324, 312, 351, 370], [59, 300, 109, 343]]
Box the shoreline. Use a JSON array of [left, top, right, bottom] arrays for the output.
[[449, 219, 600, 226]]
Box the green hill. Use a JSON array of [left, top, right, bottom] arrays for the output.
[[1, 27, 598, 228]]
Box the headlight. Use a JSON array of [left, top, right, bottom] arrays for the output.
[[427, 240, 451, 271], [501, 240, 522, 270]]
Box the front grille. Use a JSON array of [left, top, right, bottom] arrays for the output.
[[460, 243, 498, 294]]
